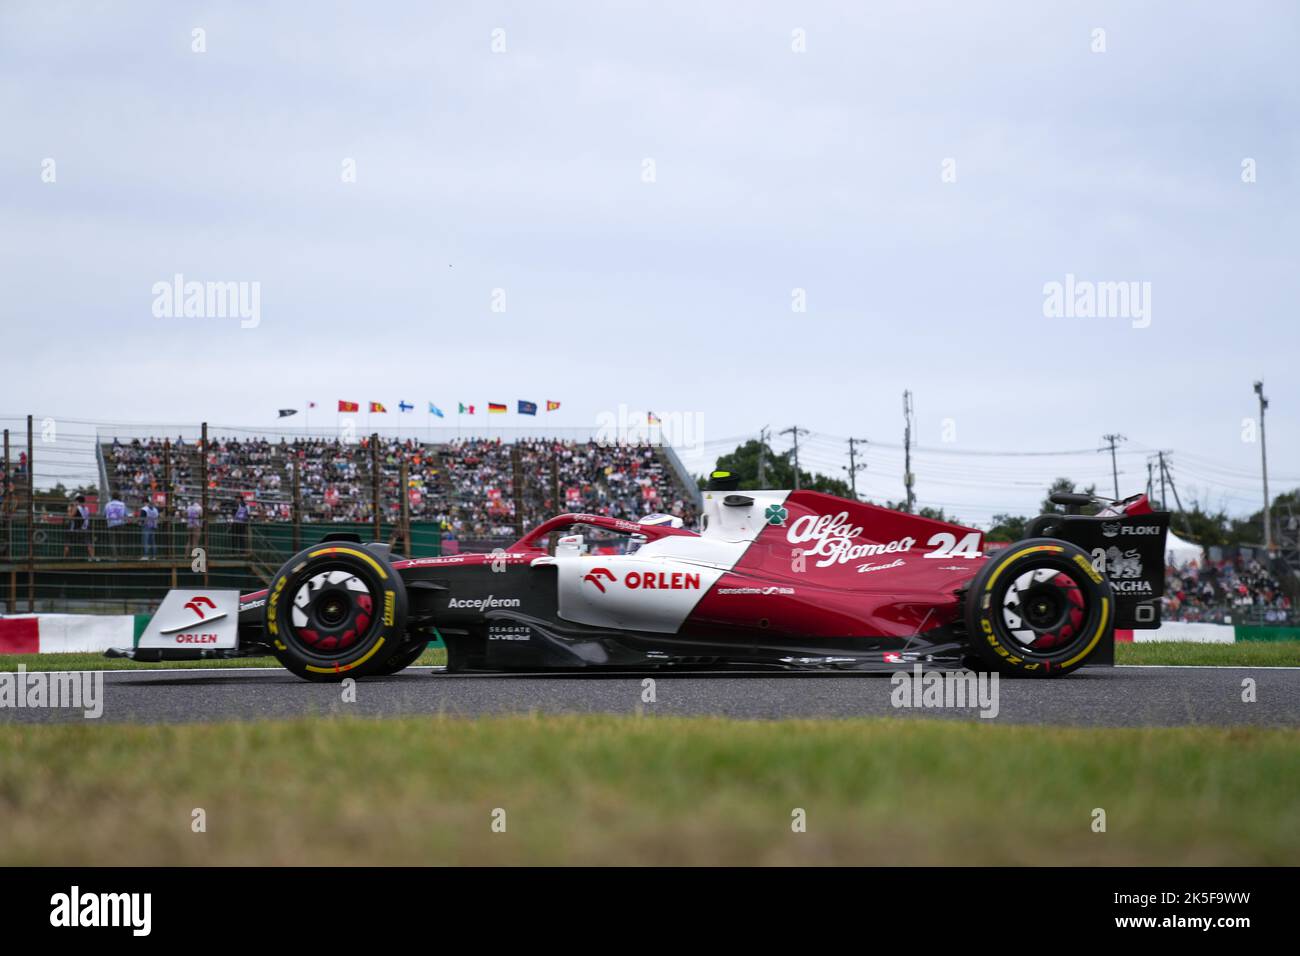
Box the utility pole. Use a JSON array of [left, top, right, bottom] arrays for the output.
[[1255, 381, 1272, 553], [780, 426, 808, 490], [1157, 452, 1193, 536], [1100, 433, 1126, 500], [845, 437, 868, 500], [902, 391, 915, 512], [1145, 459, 1154, 501], [757, 425, 770, 487], [1158, 451, 1168, 511]]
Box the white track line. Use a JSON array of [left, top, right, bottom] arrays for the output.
[[1116, 664, 1300, 670]]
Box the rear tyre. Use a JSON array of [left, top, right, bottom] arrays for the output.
[[265, 543, 408, 682], [964, 537, 1112, 677]]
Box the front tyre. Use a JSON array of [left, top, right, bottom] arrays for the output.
[[964, 537, 1112, 677], [265, 544, 408, 682], [370, 638, 429, 676]]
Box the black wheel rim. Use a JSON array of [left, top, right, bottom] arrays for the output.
[[285, 562, 382, 657], [996, 565, 1091, 656]]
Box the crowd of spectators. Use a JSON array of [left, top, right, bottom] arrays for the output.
[[1163, 555, 1293, 624], [98, 435, 698, 547]]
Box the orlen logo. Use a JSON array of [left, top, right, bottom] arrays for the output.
[[584, 567, 701, 592], [185, 595, 216, 619], [176, 633, 218, 644], [583, 567, 617, 593]]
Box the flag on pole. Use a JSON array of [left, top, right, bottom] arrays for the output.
[[338, 400, 359, 413], [647, 411, 661, 425], [459, 403, 475, 414], [277, 409, 298, 418], [517, 400, 537, 416], [399, 400, 414, 412], [546, 400, 560, 412], [308, 401, 318, 409], [488, 403, 507, 414], [429, 403, 445, 418], [370, 402, 388, 413]]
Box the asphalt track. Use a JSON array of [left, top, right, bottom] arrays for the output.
[[3, 665, 1299, 726]]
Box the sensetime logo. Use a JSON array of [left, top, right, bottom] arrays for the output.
[[50, 886, 151, 936], [0, 665, 103, 718], [890, 665, 999, 719]]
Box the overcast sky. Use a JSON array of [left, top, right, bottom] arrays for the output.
[[2, 1, 1297, 524]]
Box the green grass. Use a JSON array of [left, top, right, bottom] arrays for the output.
[[0, 715, 1294, 865], [0, 648, 446, 671], [1116, 640, 1300, 667]]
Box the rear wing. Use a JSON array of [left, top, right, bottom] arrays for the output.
[[1039, 512, 1171, 629]]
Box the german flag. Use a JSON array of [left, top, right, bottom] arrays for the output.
[[338, 400, 359, 413], [370, 402, 387, 413], [488, 403, 507, 414]]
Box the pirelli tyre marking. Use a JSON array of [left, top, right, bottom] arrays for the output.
[[304, 636, 387, 674], [983, 544, 1063, 594], [1072, 552, 1104, 585], [267, 576, 288, 636], [307, 546, 388, 580]]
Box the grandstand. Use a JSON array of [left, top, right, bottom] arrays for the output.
[[0, 423, 702, 612], [99, 433, 699, 536]]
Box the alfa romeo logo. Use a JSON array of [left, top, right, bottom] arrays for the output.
[[765, 504, 788, 527]]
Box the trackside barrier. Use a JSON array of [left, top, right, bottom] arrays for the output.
[[1115, 622, 1300, 645], [0, 614, 147, 653], [0, 614, 445, 655]]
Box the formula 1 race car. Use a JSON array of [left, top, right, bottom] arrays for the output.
[[117, 473, 1170, 680]]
